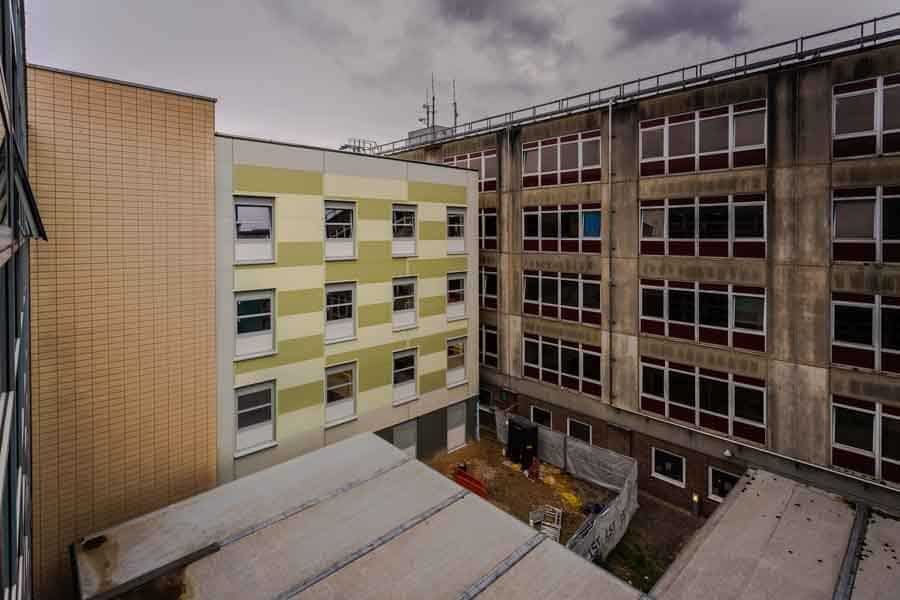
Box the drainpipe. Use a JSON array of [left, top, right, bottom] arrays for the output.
[[606, 99, 615, 404]]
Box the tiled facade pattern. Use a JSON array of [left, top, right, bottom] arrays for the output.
[[27, 66, 217, 597]]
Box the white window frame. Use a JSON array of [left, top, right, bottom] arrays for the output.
[[479, 323, 498, 368], [521, 333, 602, 396], [732, 105, 767, 153], [651, 447, 686, 488], [392, 204, 417, 257], [325, 362, 356, 426], [832, 397, 877, 470], [831, 294, 899, 372], [392, 349, 417, 406], [530, 405, 552, 429], [234, 290, 275, 359], [832, 78, 880, 157], [447, 272, 466, 321], [832, 186, 900, 263], [567, 417, 592, 445], [479, 208, 497, 249], [447, 206, 466, 254], [708, 466, 741, 503], [325, 282, 356, 343], [324, 200, 356, 260], [392, 276, 417, 330], [446, 336, 467, 387], [522, 132, 602, 187], [480, 267, 498, 308], [446, 149, 497, 190], [234, 381, 276, 456], [234, 196, 275, 264], [522, 270, 602, 326]]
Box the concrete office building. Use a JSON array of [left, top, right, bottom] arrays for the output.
[[381, 15, 900, 514], [215, 135, 480, 480]]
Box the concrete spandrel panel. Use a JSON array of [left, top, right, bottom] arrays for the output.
[[182, 460, 462, 599], [852, 513, 900, 600], [75, 434, 409, 599], [656, 469, 854, 600], [478, 535, 638, 600], [297, 494, 537, 600]]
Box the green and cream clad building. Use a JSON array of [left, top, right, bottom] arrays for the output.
[[215, 134, 480, 480]]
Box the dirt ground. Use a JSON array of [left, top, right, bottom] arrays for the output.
[[427, 434, 610, 544], [601, 491, 703, 592]]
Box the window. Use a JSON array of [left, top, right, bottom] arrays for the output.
[[446, 337, 467, 386], [392, 204, 416, 256], [522, 131, 602, 188], [523, 204, 602, 253], [235, 382, 275, 454], [522, 333, 602, 396], [325, 283, 355, 343], [833, 73, 900, 158], [531, 405, 552, 428], [568, 418, 592, 444], [640, 358, 767, 444], [641, 208, 665, 239], [522, 270, 602, 326], [479, 387, 494, 417], [480, 323, 498, 368], [235, 291, 274, 358], [392, 349, 417, 405], [444, 149, 497, 191], [831, 293, 900, 373], [325, 200, 355, 260], [652, 447, 686, 487], [639, 280, 767, 352], [479, 208, 497, 250], [640, 100, 767, 177], [447, 207, 466, 254], [831, 395, 900, 483], [832, 186, 900, 263], [480, 267, 498, 309], [392, 277, 417, 330], [325, 363, 356, 424], [709, 468, 740, 502], [234, 197, 274, 263], [447, 273, 466, 320]]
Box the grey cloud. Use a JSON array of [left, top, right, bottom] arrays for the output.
[[435, 0, 556, 46], [611, 0, 749, 50]]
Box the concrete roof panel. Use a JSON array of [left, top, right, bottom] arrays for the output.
[[852, 512, 900, 600]]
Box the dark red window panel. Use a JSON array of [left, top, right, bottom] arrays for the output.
[[833, 243, 876, 262], [668, 361, 694, 373], [669, 197, 694, 205], [882, 351, 900, 375], [669, 112, 695, 124], [700, 412, 729, 434], [641, 278, 665, 287], [699, 283, 728, 292], [560, 307, 579, 322], [641, 241, 665, 255], [733, 332, 765, 352], [699, 195, 729, 204], [484, 297, 497, 309], [560, 134, 579, 143], [882, 404, 900, 417], [561, 375, 580, 391], [582, 311, 602, 326], [524, 302, 540, 316], [832, 447, 876, 476], [669, 323, 695, 340], [483, 180, 497, 192], [641, 161, 665, 177], [832, 345, 876, 369], [523, 175, 539, 188], [883, 296, 900, 307], [699, 241, 729, 257], [583, 343, 602, 354], [699, 106, 730, 118], [641, 319, 665, 335], [733, 422, 766, 445], [540, 173, 559, 187], [883, 461, 900, 484], [884, 186, 900, 196], [541, 305, 559, 319], [832, 395, 875, 411], [699, 367, 728, 379], [834, 79, 877, 94], [733, 286, 764, 295], [734, 193, 765, 203], [542, 370, 559, 385], [733, 374, 765, 388], [524, 365, 540, 379], [668, 157, 696, 174], [833, 136, 877, 158], [699, 327, 728, 346], [668, 280, 695, 289], [523, 141, 539, 149], [733, 148, 766, 167], [582, 381, 602, 397], [884, 132, 900, 154], [699, 153, 729, 171], [641, 356, 666, 367], [734, 99, 766, 111], [641, 396, 666, 415], [483, 239, 497, 250], [640, 199, 665, 207], [581, 168, 602, 182], [669, 404, 695, 424], [832, 292, 875, 304], [833, 187, 877, 198], [668, 241, 695, 256], [582, 240, 602, 254], [560, 171, 579, 185], [887, 244, 900, 264], [560, 240, 579, 252], [541, 239, 559, 252], [733, 241, 766, 258], [582, 203, 601, 210], [524, 239, 540, 251], [641, 118, 665, 129]]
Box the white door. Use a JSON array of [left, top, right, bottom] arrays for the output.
[[447, 402, 466, 452]]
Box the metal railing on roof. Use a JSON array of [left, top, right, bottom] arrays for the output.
[[374, 12, 900, 155]]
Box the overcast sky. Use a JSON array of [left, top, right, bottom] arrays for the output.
[[25, 0, 899, 148]]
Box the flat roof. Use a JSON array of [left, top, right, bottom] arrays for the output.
[[653, 468, 856, 600], [72, 433, 637, 600], [852, 511, 900, 600]]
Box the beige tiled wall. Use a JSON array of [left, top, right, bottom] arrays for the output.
[[27, 66, 217, 598]]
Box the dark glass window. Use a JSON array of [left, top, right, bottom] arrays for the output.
[[524, 276, 539, 302], [642, 288, 664, 318], [834, 199, 875, 239], [569, 419, 591, 443], [235, 204, 272, 239], [560, 279, 579, 307], [833, 405, 874, 451], [583, 282, 601, 310], [668, 370, 696, 407], [669, 121, 695, 156], [884, 86, 900, 131], [582, 138, 601, 166], [884, 199, 900, 240], [734, 296, 765, 331], [483, 213, 497, 238], [699, 293, 728, 328], [483, 272, 497, 296], [561, 347, 579, 376], [835, 93, 875, 135], [541, 211, 558, 238], [583, 353, 601, 382], [541, 145, 557, 173], [699, 205, 729, 239], [484, 155, 497, 179], [541, 341, 559, 371], [642, 365, 664, 397], [532, 406, 552, 428], [541, 275, 558, 304], [560, 211, 579, 238], [582, 210, 601, 238], [560, 142, 578, 170], [734, 205, 765, 238], [882, 307, 900, 351], [734, 387, 765, 424], [653, 448, 685, 484], [524, 148, 539, 173], [733, 110, 765, 147], [710, 469, 740, 500], [699, 116, 729, 152], [882, 416, 900, 461], [668, 290, 695, 323], [524, 213, 539, 237], [641, 208, 665, 238], [641, 128, 664, 159], [833, 304, 873, 345], [699, 378, 729, 415], [524, 339, 540, 365], [668, 206, 695, 239]]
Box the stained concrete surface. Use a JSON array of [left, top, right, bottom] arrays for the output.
[[852, 512, 900, 600]]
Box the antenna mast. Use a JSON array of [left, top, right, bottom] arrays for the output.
[[452, 79, 459, 128], [431, 73, 436, 130]]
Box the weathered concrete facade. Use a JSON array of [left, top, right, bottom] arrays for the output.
[[395, 42, 900, 513]]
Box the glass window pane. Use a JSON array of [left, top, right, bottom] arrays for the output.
[[734, 387, 765, 423], [468, 156, 482, 178], [561, 347, 579, 376], [560, 279, 579, 307], [235, 204, 271, 238], [699, 116, 729, 152], [641, 208, 664, 238], [669, 121, 695, 156], [524, 213, 539, 237], [884, 86, 900, 131], [583, 283, 601, 309], [561, 212, 579, 238], [541, 211, 558, 238], [733, 296, 764, 331], [835, 93, 875, 135], [653, 449, 684, 482], [525, 276, 539, 301], [884, 199, 900, 240], [570, 420, 591, 442], [882, 307, 900, 351], [699, 378, 728, 415], [524, 149, 539, 173], [237, 406, 272, 429], [582, 210, 601, 238], [484, 214, 497, 238], [581, 138, 601, 166], [641, 288, 664, 318], [699, 205, 729, 239], [238, 388, 271, 411], [532, 407, 551, 427], [560, 142, 578, 170], [710, 469, 740, 499], [882, 416, 900, 461], [668, 206, 695, 238], [834, 406, 873, 451], [642, 365, 664, 396], [733, 110, 765, 147], [484, 155, 498, 178], [485, 330, 498, 354], [641, 128, 664, 159], [541, 144, 557, 173], [669, 370, 696, 407], [669, 290, 695, 323], [834, 304, 873, 345], [484, 273, 497, 296], [327, 368, 353, 390], [525, 339, 539, 365], [541, 275, 558, 304], [734, 205, 764, 238], [834, 199, 875, 239], [237, 298, 270, 316], [542, 342, 558, 370], [237, 315, 271, 334], [583, 353, 601, 381], [699, 293, 728, 327]]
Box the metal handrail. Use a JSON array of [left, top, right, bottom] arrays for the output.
[[373, 12, 900, 155]]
